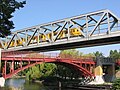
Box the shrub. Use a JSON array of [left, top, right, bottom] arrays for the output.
[[112, 78, 120, 90]]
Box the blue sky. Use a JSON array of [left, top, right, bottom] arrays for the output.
[[13, 0, 120, 56]]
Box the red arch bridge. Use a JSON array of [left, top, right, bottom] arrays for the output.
[[1, 51, 120, 80], [1, 51, 96, 79]]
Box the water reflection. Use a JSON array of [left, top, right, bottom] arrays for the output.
[[6, 78, 25, 88], [0, 78, 59, 90], [0, 78, 77, 90], [0, 78, 24, 90], [1, 86, 23, 90]]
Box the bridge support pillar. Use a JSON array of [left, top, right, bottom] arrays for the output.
[[0, 48, 1, 73], [0, 74, 5, 87], [103, 64, 116, 82], [110, 64, 116, 81], [88, 58, 104, 84], [0, 49, 5, 87]]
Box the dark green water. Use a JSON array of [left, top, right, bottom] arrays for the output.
[[0, 78, 75, 90]]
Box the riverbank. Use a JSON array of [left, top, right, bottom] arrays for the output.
[[10, 75, 26, 79], [32, 77, 113, 90]]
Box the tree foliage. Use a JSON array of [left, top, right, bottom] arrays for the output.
[[56, 65, 80, 80], [25, 63, 57, 80], [59, 49, 94, 59], [0, 0, 26, 37], [112, 78, 120, 90], [93, 51, 104, 58], [109, 50, 120, 60], [59, 49, 80, 59]]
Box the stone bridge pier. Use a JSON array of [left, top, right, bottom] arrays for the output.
[[89, 57, 116, 84], [96, 57, 116, 82], [103, 64, 116, 82]]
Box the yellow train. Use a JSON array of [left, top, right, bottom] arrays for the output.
[[0, 28, 82, 48]]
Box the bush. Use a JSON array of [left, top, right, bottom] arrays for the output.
[[112, 78, 120, 90]]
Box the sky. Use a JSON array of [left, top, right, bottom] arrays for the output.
[[12, 0, 120, 56]]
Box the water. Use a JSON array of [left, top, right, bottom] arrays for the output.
[[0, 78, 56, 90], [0, 78, 111, 90], [0, 78, 75, 90]]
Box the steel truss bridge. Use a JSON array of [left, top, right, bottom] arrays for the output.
[[0, 9, 120, 52]]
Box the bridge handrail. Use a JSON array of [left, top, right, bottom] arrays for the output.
[[1, 55, 95, 64], [1, 51, 95, 61]]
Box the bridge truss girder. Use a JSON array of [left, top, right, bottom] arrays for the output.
[[0, 9, 120, 52]]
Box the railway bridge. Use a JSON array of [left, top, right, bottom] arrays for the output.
[[0, 9, 120, 52]]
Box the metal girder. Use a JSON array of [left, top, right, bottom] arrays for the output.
[[54, 22, 67, 41], [107, 12, 110, 34], [54, 23, 68, 31], [6, 34, 16, 49], [107, 10, 119, 21], [88, 16, 97, 23], [40, 26, 52, 32], [110, 20, 118, 31], [27, 28, 38, 46], [89, 12, 106, 36], [0, 9, 119, 51], [71, 20, 83, 27]]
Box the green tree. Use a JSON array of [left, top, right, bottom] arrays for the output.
[[0, 0, 26, 37], [109, 50, 120, 60], [40, 63, 57, 77], [93, 51, 104, 58], [25, 63, 57, 80], [83, 53, 95, 59], [56, 65, 79, 80], [59, 49, 80, 59], [59, 49, 95, 59]]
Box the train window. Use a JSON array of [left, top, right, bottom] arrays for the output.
[[77, 29, 79, 32], [40, 35, 43, 38], [49, 34, 51, 38], [17, 40, 19, 43], [65, 31, 67, 34], [73, 29, 75, 32]]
